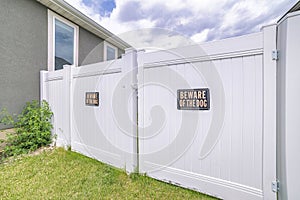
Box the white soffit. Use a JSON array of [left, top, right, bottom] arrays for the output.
[[37, 0, 131, 49]]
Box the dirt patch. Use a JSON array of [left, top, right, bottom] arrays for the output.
[[0, 129, 15, 155], [1, 146, 56, 165], [0, 128, 15, 140], [30, 146, 56, 156]]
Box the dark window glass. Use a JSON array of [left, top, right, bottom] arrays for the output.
[[107, 45, 116, 61], [55, 19, 74, 70]]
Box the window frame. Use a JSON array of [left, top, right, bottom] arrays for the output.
[[48, 10, 79, 71], [104, 41, 118, 61]]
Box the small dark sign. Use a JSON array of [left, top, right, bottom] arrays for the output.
[[177, 88, 210, 110], [85, 92, 99, 106]]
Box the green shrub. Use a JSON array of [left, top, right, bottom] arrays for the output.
[[0, 100, 53, 157]]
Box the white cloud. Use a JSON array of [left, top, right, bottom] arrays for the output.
[[191, 29, 210, 43], [65, 0, 297, 48], [65, 0, 102, 22]]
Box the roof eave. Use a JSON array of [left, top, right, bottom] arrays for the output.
[[278, 0, 300, 24], [37, 0, 131, 49]]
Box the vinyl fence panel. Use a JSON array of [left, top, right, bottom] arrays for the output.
[[41, 49, 138, 173], [138, 28, 276, 200]]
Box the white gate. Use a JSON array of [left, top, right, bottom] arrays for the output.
[[137, 25, 277, 200]]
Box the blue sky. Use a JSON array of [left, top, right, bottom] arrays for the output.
[[65, 0, 297, 47], [81, 0, 116, 16]]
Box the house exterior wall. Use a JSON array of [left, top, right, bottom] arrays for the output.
[[0, 0, 126, 129], [78, 27, 125, 66], [0, 0, 48, 129], [78, 27, 104, 66]]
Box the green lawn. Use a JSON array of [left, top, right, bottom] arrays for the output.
[[0, 148, 216, 199]]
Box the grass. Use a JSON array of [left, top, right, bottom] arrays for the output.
[[0, 148, 216, 200]]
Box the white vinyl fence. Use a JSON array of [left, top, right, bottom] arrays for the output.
[[41, 49, 138, 172], [40, 25, 278, 200]]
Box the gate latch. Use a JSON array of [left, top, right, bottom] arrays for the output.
[[131, 83, 138, 90]]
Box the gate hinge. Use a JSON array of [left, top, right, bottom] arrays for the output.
[[272, 50, 279, 61], [272, 180, 279, 193]]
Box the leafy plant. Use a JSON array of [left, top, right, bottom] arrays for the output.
[[0, 100, 53, 158], [0, 108, 14, 126]]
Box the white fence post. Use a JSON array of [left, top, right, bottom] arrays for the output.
[[137, 49, 145, 173], [63, 65, 73, 147], [40, 70, 48, 102], [262, 24, 277, 199], [122, 48, 138, 172]]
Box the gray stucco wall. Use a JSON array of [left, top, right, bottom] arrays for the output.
[[78, 27, 125, 65], [118, 48, 125, 59], [78, 28, 104, 66], [0, 0, 48, 129]]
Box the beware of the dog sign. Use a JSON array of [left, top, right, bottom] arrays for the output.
[[177, 88, 210, 110], [85, 92, 99, 106]]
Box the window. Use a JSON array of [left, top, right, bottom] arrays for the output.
[[104, 42, 118, 61], [54, 19, 74, 70], [48, 10, 79, 71]]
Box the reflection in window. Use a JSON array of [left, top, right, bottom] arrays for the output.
[[106, 45, 116, 61], [55, 19, 74, 70]]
